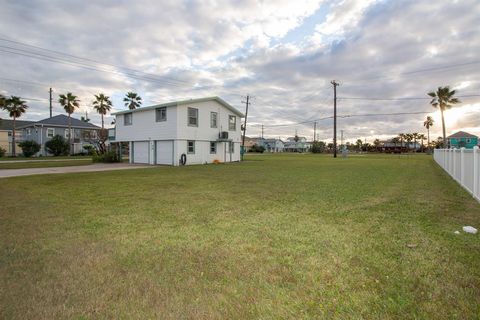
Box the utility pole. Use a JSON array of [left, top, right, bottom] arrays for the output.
[[261, 124, 264, 139], [49, 87, 53, 118], [241, 95, 250, 148], [313, 121, 317, 142], [331, 80, 340, 158], [341, 130, 344, 151]]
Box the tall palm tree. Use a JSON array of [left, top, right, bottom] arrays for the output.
[[123, 92, 142, 110], [3, 96, 28, 157], [92, 93, 112, 129], [423, 116, 434, 149], [417, 133, 426, 152], [412, 132, 419, 152], [428, 86, 460, 148], [58, 92, 80, 155], [398, 133, 406, 152], [405, 133, 414, 152]]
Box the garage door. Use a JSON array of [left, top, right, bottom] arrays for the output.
[[134, 141, 149, 164], [156, 141, 173, 165]]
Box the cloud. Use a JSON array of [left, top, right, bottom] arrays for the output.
[[0, 0, 479, 142]]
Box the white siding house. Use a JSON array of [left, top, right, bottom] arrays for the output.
[[112, 97, 244, 166]]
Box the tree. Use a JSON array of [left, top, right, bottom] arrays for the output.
[[423, 116, 434, 150], [311, 141, 326, 153], [412, 132, 420, 152], [355, 139, 363, 152], [398, 133, 406, 152], [18, 140, 41, 157], [373, 139, 381, 152], [405, 133, 413, 152], [123, 92, 142, 110], [45, 135, 70, 156], [58, 93, 80, 155], [428, 86, 460, 148], [417, 133, 426, 152], [92, 93, 112, 129], [3, 96, 28, 157]]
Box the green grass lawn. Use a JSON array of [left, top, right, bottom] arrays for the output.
[[0, 159, 92, 169], [1, 154, 479, 319]]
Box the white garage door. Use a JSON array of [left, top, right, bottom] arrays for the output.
[[134, 141, 149, 164], [156, 141, 173, 165]]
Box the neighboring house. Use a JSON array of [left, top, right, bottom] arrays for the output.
[[284, 136, 308, 152], [17, 114, 101, 156], [243, 137, 260, 152], [380, 140, 421, 153], [0, 119, 35, 155], [447, 131, 478, 149], [111, 96, 244, 165], [259, 138, 284, 152]]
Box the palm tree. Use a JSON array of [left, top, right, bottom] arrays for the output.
[[58, 92, 80, 155], [3, 96, 28, 157], [417, 133, 426, 152], [412, 132, 419, 152], [405, 133, 414, 152], [373, 138, 381, 152], [423, 116, 434, 150], [428, 86, 460, 148], [92, 93, 112, 129], [123, 92, 142, 110], [398, 133, 406, 152]]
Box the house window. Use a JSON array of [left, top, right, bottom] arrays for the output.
[[47, 128, 54, 138], [229, 142, 234, 153], [124, 113, 132, 126], [187, 140, 195, 154], [466, 138, 471, 143], [156, 107, 167, 122], [210, 112, 218, 128], [64, 129, 74, 139], [188, 108, 198, 126], [26, 128, 31, 135], [229, 115, 236, 131], [210, 141, 217, 154]]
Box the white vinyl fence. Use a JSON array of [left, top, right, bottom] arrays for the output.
[[434, 147, 480, 202]]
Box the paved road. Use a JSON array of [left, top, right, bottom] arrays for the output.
[[0, 163, 152, 178]]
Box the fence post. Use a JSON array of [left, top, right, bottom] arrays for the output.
[[474, 146, 479, 198], [460, 147, 465, 185], [451, 148, 455, 177]]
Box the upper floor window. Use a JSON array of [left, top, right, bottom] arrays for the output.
[[47, 128, 54, 138], [124, 113, 132, 126], [156, 107, 167, 122], [64, 129, 74, 139], [188, 108, 198, 127], [210, 112, 218, 128], [229, 115, 236, 131]]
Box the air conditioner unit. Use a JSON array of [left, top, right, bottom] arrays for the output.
[[219, 131, 229, 139]]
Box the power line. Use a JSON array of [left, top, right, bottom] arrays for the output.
[[0, 37, 190, 85], [338, 94, 480, 101]]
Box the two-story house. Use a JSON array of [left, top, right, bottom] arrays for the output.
[[17, 114, 101, 156], [447, 131, 478, 149], [111, 97, 244, 165]]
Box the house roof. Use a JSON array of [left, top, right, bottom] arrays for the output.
[[0, 119, 36, 131], [17, 114, 100, 129], [447, 131, 478, 139], [112, 96, 245, 117]]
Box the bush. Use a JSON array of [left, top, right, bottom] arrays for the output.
[[249, 144, 265, 153], [18, 140, 41, 157], [82, 144, 96, 155], [311, 141, 326, 154], [45, 135, 69, 156], [92, 151, 121, 163], [0, 147, 5, 157]]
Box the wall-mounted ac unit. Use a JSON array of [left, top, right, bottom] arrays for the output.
[[219, 131, 229, 139]]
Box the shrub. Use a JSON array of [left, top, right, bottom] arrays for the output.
[[18, 140, 41, 157], [311, 141, 326, 154], [250, 144, 265, 153], [0, 147, 5, 157], [92, 151, 121, 163], [45, 135, 69, 156], [82, 144, 96, 155]]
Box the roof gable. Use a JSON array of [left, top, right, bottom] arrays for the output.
[[18, 114, 100, 129]]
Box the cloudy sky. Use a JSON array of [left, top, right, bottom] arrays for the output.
[[0, 0, 479, 142]]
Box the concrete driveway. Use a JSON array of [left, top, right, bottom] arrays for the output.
[[0, 163, 152, 178]]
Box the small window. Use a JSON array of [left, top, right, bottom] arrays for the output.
[[124, 113, 132, 126], [156, 107, 167, 122], [64, 129, 73, 139], [229, 115, 236, 131], [188, 108, 198, 127], [210, 141, 217, 154], [229, 142, 234, 153], [187, 140, 195, 154], [26, 128, 31, 135], [210, 112, 218, 128], [47, 128, 54, 138]]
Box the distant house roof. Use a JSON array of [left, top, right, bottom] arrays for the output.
[[111, 96, 244, 117], [447, 131, 478, 139], [17, 114, 100, 129], [0, 119, 36, 131]]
